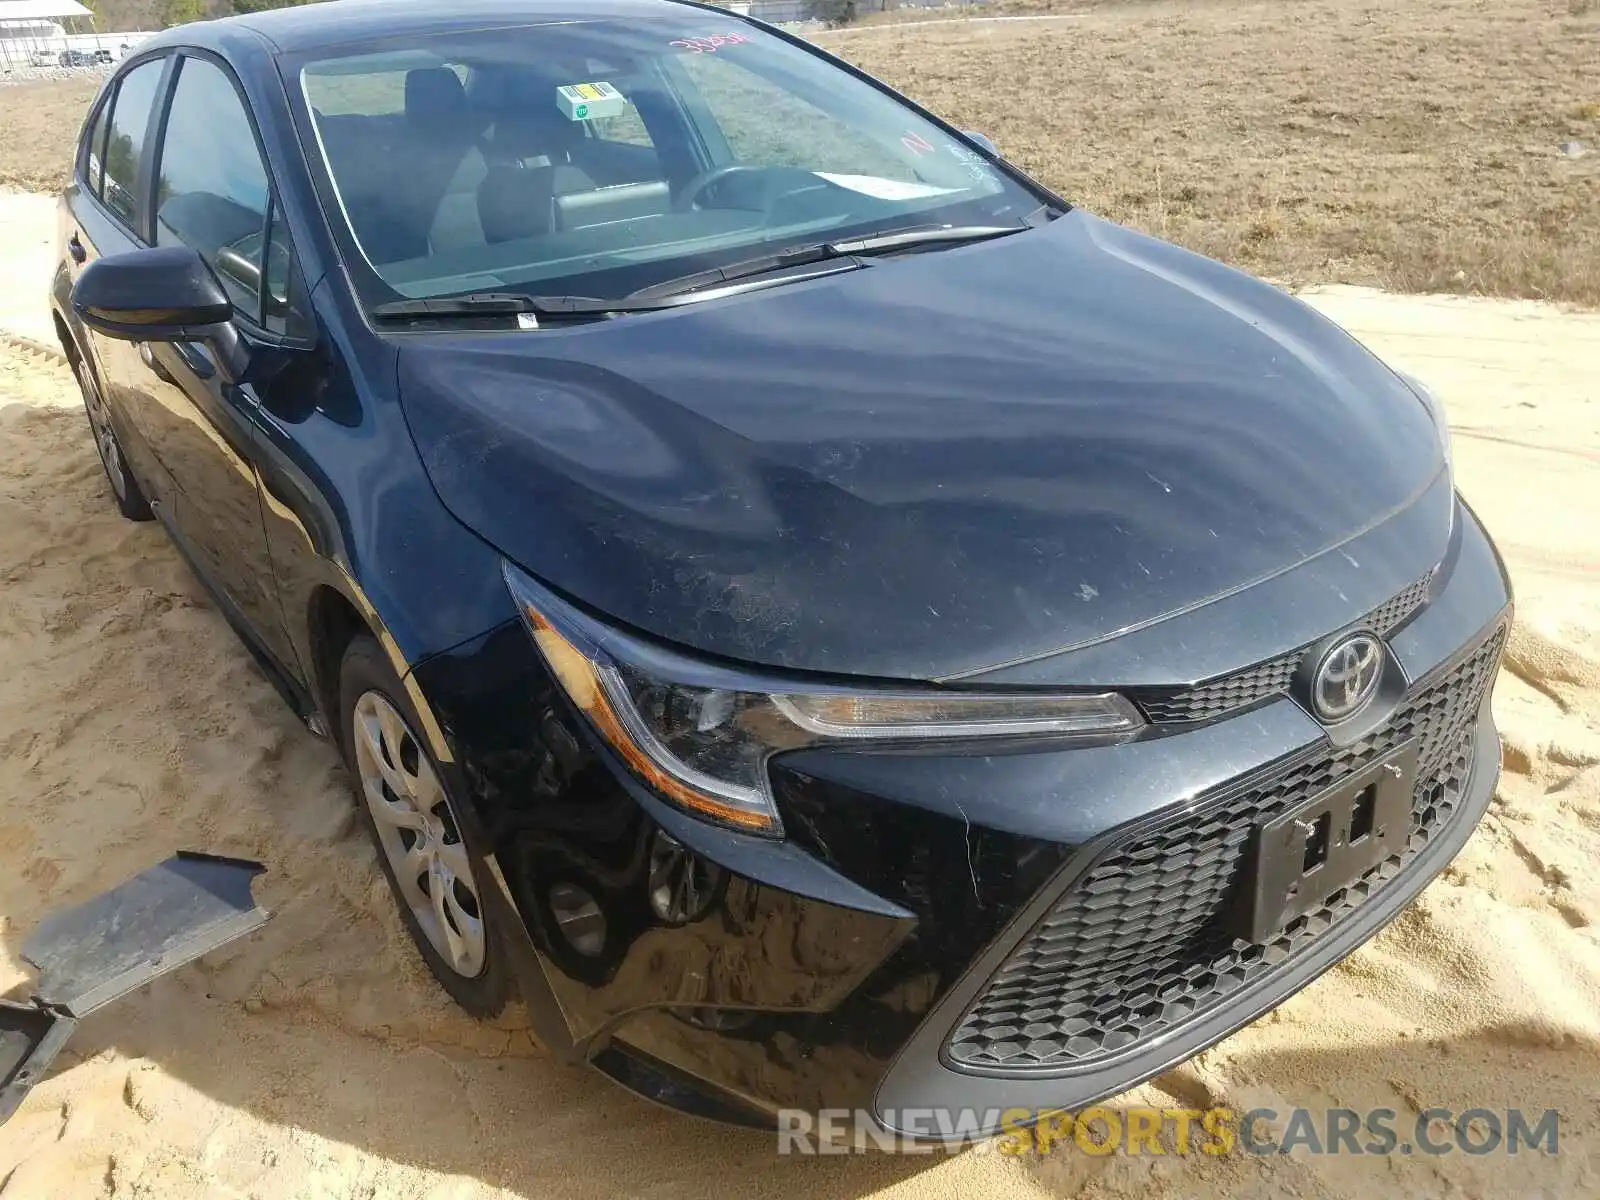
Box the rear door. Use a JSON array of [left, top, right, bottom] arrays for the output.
[[135, 51, 312, 680], [66, 53, 177, 507]]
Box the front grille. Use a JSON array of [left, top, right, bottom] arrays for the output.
[[945, 624, 1504, 1074], [1136, 573, 1434, 724], [1137, 653, 1300, 724], [1365, 574, 1433, 636]]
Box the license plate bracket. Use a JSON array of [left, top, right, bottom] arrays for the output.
[[1240, 742, 1418, 943]]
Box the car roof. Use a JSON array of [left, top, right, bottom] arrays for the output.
[[173, 0, 715, 56]]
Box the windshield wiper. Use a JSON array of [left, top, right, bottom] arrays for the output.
[[626, 220, 1035, 304], [625, 244, 866, 302], [828, 222, 1030, 254], [373, 216, 1048, 321], [370, 292, 628, 321]]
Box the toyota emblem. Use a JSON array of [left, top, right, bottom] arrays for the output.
[[1309, 633, 1384, 722]]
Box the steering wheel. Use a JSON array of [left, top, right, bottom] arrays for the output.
[[673, 164, 766, 212]]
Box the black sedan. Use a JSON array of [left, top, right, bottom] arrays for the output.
[[50, 0, 1510, 1139]]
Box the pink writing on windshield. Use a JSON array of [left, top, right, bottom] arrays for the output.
[[669, 32, 753, 53]]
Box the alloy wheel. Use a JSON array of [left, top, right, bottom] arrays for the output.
[[77, 359, 127, 502], [352, 690, 486, 977]]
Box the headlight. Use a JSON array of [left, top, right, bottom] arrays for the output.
[[503, 563, 1144, 836], [1400, 372, 1453, 470]]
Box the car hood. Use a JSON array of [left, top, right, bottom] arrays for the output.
[[397, 210, 1444, 681]]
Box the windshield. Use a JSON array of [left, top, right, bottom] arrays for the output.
[[292, 18, 1050, 306]]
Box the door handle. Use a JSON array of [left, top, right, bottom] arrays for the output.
[[139, 339, 216, 382], [172, 341, 216, 380], [68, 233, 87, 264], [138, 341, 177, 384]]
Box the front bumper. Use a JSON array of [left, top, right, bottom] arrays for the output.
[[597, 618, 1505, 1137], [414, 497, 1512, 1135], [872, 655, 1502, 1137]]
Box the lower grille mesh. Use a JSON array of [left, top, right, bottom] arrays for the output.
[[945, 626, 1505, 1074]]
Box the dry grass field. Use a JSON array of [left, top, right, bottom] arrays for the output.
[[821, 0, 1600, 302], [0, 75, 101, 195], [1, 0, 1596, 302]]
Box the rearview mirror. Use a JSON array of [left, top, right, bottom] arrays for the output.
[[961, 130, 998, 156], [71, 245, 250, 384]]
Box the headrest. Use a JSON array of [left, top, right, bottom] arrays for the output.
[[490, 106, 586, 164], [405, 68, 469, 136]]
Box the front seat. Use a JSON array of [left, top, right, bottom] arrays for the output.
[[474, 103, 603, 242], [482, 105, 598, 196], [369, 68, 484, 262], [477, 163, 556, 244]]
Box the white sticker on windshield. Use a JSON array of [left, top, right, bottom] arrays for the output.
[[556, 81, 627, 122], [813, 173, 962, 202]]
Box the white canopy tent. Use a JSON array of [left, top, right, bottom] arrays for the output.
[[0, 0, 94, 19], [0, 0, 113, 69]]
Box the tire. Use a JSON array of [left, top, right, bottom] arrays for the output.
[[338, 634, 510, 1017], [75, 355, 153, 522]]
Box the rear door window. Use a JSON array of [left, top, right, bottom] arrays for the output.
[[101, 59, 166, 228]]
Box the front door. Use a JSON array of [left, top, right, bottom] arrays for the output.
[[129, 52, 305, 679]]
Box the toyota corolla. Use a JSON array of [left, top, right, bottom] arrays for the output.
[[49, 0, 1510, 1138]]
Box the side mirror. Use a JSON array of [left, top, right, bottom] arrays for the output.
[[961, 130, 998, 156], [71, 245, 250, 385]]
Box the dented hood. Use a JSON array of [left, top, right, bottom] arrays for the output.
[[397, 211, 1444, 681]]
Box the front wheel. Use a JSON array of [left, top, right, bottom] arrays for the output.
[[339, 634, 510, 1017], [75, 356, 152, 521]]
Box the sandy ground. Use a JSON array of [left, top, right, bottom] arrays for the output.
[[0, 192, 56, 347], [0, 188, 1597, 1197]]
